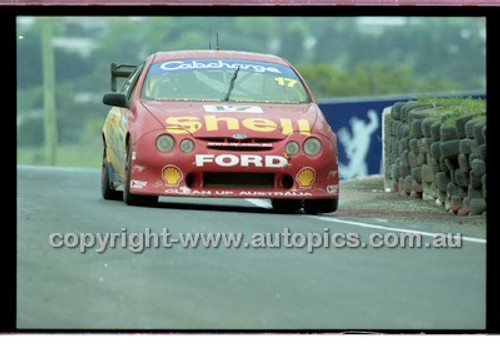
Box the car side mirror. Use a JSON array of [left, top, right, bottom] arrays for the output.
[[103, 92, 129, 108]]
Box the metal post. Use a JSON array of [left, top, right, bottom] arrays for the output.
[[42, 18, 57, 166]]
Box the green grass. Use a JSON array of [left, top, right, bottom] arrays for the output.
[[415, 96, 486, 125], [17, 140, 102, 168]]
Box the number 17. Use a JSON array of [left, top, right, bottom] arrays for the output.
[[274, 77, 298, 87]]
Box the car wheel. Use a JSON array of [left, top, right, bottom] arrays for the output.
[[303, 198, 338, 214], [271, 199, 303, 213], [123, 144, 158, 206], [101, 147, 123, 201]]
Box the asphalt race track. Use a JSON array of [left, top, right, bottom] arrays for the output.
[[17, 165, 486, 330]]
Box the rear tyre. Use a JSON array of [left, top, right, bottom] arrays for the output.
[[101, 147, 123, 201], [123, 144, 158, 207], [271, 199, 303, 213], [303, 198, 338, 214]]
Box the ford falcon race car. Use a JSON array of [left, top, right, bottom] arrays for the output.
[[101, 50, 339, 213]]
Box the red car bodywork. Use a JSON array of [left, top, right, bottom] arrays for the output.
[[102, 50, 339, 212]]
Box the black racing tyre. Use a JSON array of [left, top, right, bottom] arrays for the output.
[[421, 164, 434, 183], [469, 172, 482, 189], [385, 153, 395, 167], [397, 177, 405, 193], [407, 107, 434, 123], [418, 137, 432, 154], [271, 199, 303, 213], [391, 102, 407, 121], [440, 125, 458, 141], [408, 151, 417, 168], [470, 159, 486, 177], [411, 179, 422, 194], [399, 164, 410, 178], [399, 104, 412, 123], [401, 149, 410, 167], [455, 114, 476, 139], [391, 164, 399, 180], [391, 137, 399, 155], [479, 144, 486, 161], [401, 103, 434, 123], [416, 152, 426, 166], [398, 137, 410, 153], [427, 155, 440, 174], [398, 124, 410, 139], [410, 119, 424, 138], [454, 169, 469, 189], [438, 155, 449, 173], [434, 172, 450, 193], [458, 153, 470, 173], [123, 144, 158, 206], [421, 119, 434, 138], [482, 174, 486, 201], [465, 120, 479, 139], [468, 153, 480, 167], [303, 198, 339, 214], [430, 123, 441, 141], [446, 181, 459, 197], [473, 123, 485, 145], [468, 185, 483, 199], [101, 147, 123, 201], [385, 152, 394, 166], [387, 136, 395, 153], [404, 175, 413, 193], [409, 138, 419, 153], [482, 125, 486, 143], [444, 156, 459, 172], [468, 198, 486, 215], [469, 140, 479, 157], [390, 120, 402, 136], [422, 181, 432, 197], [411, 166, 422, 182], [430, 142, 441, 160], [436, 190, 447, 204], [459, 139, 471, 154], [439, 139, 460, 159]]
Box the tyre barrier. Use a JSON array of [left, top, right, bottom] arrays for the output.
[[383, 101, 486, 216]]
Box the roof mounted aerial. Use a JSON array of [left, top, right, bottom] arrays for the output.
[[208, 25, 212, 50], [208, 28, 220, 50]]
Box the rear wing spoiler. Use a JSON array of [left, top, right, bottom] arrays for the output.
[[110, 63, 137, 92]]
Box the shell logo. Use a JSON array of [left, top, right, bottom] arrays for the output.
[[162, 165, 183, 186], [296, 167, 316, 188]]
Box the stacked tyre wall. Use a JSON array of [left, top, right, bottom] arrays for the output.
[[383, 101, 486, 216]]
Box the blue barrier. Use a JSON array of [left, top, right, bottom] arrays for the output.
[[318, 92, 485, 180]]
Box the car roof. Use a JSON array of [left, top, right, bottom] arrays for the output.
[[150, 50, 291, 66]]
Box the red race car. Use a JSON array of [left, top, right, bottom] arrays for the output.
[[101, 50, 339, 213]]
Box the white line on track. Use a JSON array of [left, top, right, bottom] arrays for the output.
[[244, 198, 272, 209], [244, 198, 486, 245], [310, 216, 486, 244]]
